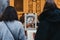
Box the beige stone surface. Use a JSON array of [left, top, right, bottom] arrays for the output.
[[10, 0, 60, 19]]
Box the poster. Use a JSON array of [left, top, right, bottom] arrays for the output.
[[25, 13, 37, 30]]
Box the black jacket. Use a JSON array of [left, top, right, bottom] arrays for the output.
[[35, 3, 60, 40]]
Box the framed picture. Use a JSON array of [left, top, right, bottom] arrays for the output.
[[25, 13, 37, 30]]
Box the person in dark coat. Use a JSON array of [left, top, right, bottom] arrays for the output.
[[35, 1, 60, 40]]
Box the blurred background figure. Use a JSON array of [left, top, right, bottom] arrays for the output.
[[0, 0, 9, 14], [20, 13, 24, 24]]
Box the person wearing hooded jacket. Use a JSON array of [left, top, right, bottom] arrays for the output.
[[35, 0, 60, 40]]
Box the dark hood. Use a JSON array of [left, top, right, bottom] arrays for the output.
[[43, 2, 57, 11], [38, 2, 60, 22], [38, 8, 60, 22], [46, 9, 60, 22]]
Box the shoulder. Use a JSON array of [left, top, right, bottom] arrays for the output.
[[0, 21, 4, 29], [14, 20, 24, 31], [0, 21, 3, 25], [0, 21, 9, 32], [14, 20, 23, 27], [14, 20, 23, 25], [0, 21, 6, 26]]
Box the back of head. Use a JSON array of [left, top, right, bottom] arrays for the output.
[[2, 6, 18, 21], [38, 5, 60, 30], [39, 7, 60, 22], [39, 1, 59, 22], [43, 2, 57, 11]]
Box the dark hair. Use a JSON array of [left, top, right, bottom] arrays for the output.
[[2, 6, 18, 21], [20, 13, 24, 23]]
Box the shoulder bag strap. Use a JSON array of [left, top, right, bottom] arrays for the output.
[[4, 22, 15, 40]]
